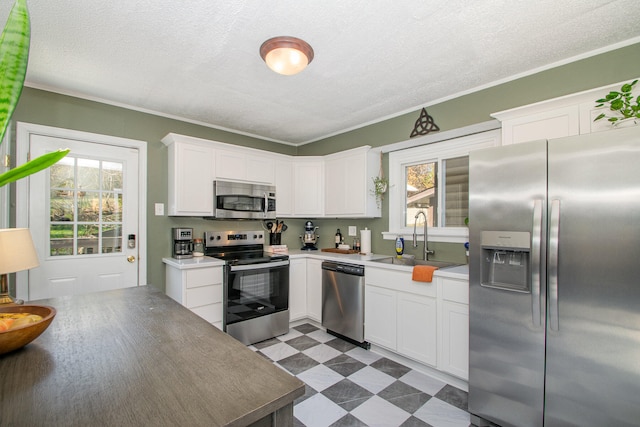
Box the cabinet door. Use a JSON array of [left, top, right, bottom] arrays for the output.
[[215, 149, 245, 181], [289, 259, 307, 321], [501, 106, 580, 145], [324, 156, 347, 215], [275, 158, 294, 216], [246, 154, 275, 184], [306, 258, 323, 322], [440, 300, 469, 379], [364, 285, 397, 350], [397, 292, 437, 366], [324, 148, 373, 217], [294, 160, 324, 216], [168, 142, 214, 216]]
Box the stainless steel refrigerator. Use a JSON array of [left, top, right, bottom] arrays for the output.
[[468, 125, 640, 427]]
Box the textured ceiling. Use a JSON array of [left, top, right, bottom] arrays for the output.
[[2, 0, 640, 145]]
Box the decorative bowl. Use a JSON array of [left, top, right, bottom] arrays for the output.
[[0, 305, 56, 355]]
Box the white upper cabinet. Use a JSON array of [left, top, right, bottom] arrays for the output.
[[293, 157, 324, 217], [324, 146, 381, 218], [216, 148, 275, 184], [492, 78, 640, 145], [274, 157, 294, 217], [162, 135, 214, 216]]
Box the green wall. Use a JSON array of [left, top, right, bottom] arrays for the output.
[[9, 42, 640, 291]]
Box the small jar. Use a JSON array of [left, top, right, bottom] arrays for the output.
[[193, 238, 204, 257]]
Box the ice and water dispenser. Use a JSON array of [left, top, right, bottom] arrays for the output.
[[480, 231, 531, 293]]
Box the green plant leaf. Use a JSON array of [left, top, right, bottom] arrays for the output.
[[0, 148, 69, 187], [594, 113, 605, 121], [0, 0, 30, 145], [605, 91, 620, 100]]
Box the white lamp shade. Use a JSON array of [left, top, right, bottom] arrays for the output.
[[0, 228, 40, 275], [260, 36, 314, 76]]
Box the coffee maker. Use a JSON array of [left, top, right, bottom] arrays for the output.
[[300, 221, 319, 250], [172, 227, 194, 259]]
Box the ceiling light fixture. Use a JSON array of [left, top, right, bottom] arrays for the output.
[[260, 36, 314, 76]]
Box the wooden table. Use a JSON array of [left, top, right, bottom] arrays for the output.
[[0, 286, 304, 426]]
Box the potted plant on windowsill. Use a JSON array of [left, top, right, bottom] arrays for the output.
[[593, 79, 640, 127], [0, 0, 69, 188]]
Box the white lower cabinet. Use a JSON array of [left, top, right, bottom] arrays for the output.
[[439, 277, 469, 380], [165, 264, 224, 329], [289, 258, 307, 321], [306, 258, 323, 322], [397, 292, 437, 366], [365, 266, 469, 379], [364, 285, 397, 349]]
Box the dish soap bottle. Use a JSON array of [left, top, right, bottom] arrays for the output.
[[395, 236, 404, 258]]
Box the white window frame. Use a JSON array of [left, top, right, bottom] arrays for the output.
[[384, 129, 501, 243]]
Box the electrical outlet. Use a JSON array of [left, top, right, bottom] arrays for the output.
[[348, 226, 357, 236], [155, 203, 164, 216]]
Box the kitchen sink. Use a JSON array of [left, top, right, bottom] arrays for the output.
[[371, 257, 461, 269]]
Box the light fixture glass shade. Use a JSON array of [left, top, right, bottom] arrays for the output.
[[260, 36, 314, 76], [0, 228, 39, 275]]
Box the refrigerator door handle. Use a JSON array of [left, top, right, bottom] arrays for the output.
[[549, 199, 561, 331], [531, 199, 543, 327]]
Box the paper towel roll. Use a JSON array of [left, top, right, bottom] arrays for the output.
[[360, 228, 372, 255]]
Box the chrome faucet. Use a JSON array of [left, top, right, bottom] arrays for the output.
[[413, 210, 434, 260]]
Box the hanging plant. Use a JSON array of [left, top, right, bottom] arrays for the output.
[[371, 151, 388, 208], [593, 79, 640, 126], [0, 0, 69, 187]]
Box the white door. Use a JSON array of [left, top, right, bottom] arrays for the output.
[[16, 124, 146, 300]]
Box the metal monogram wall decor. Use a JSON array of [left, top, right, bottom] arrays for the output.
[[410, 108, 440, 138]]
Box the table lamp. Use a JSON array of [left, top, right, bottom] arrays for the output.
[[0, 228, 39, 305]]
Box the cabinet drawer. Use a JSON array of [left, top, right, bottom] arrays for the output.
[[191, 303, 223, 324], [186, 267, 223, 288], [441, 278, 468, 304], [186, 284, 222, 308], [366, 267, 436, 297]]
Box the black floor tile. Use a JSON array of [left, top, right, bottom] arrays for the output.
[[434, 384, 468, 411]]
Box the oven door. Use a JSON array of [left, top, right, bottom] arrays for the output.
[[224, 260, 289, 327]]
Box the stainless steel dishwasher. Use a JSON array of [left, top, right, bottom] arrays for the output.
[[321, 261, 369, 348]]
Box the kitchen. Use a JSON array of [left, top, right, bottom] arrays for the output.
[[1, 1, 640, 426]]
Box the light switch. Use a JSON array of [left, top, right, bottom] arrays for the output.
[[155, 203, 164, 216]]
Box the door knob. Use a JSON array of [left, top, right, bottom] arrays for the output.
[[127, 255, 136, 263]]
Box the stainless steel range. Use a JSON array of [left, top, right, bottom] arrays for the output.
[[204, 230, 290, 345]]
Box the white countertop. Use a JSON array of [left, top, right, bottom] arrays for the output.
[[162, 251, 469, 280], [162, 256, 225, 269], [288, 249, 469, 280]]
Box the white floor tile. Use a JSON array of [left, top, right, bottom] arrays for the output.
[[259, 342, 299, 362], [303, 343, 343, 363], [414, 398, 470, 427], [348, 366, 396, 394], [399, 369, 447, 395], [294, 393, 348, 427], [350, 395, 411, 427], [346, 346, 383, 365], [278, 328, 304, 341], [307, 329, 335, 343], [297, 363, 345, 392]]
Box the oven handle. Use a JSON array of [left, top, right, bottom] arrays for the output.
[[229, 260, 290, 272]]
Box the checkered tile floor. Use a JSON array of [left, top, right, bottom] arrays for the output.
[[250, 323, 470, 427]]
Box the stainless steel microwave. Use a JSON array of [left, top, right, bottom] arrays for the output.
[[212, 180, 276, 219]]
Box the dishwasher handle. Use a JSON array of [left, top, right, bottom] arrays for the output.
[[322, 261, 364, 276]]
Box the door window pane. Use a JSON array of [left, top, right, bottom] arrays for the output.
[[406, 161, 438, 227], [49, 156, 124, 256]]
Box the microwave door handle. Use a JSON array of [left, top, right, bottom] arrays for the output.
[[264, 192, 268, 217]]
